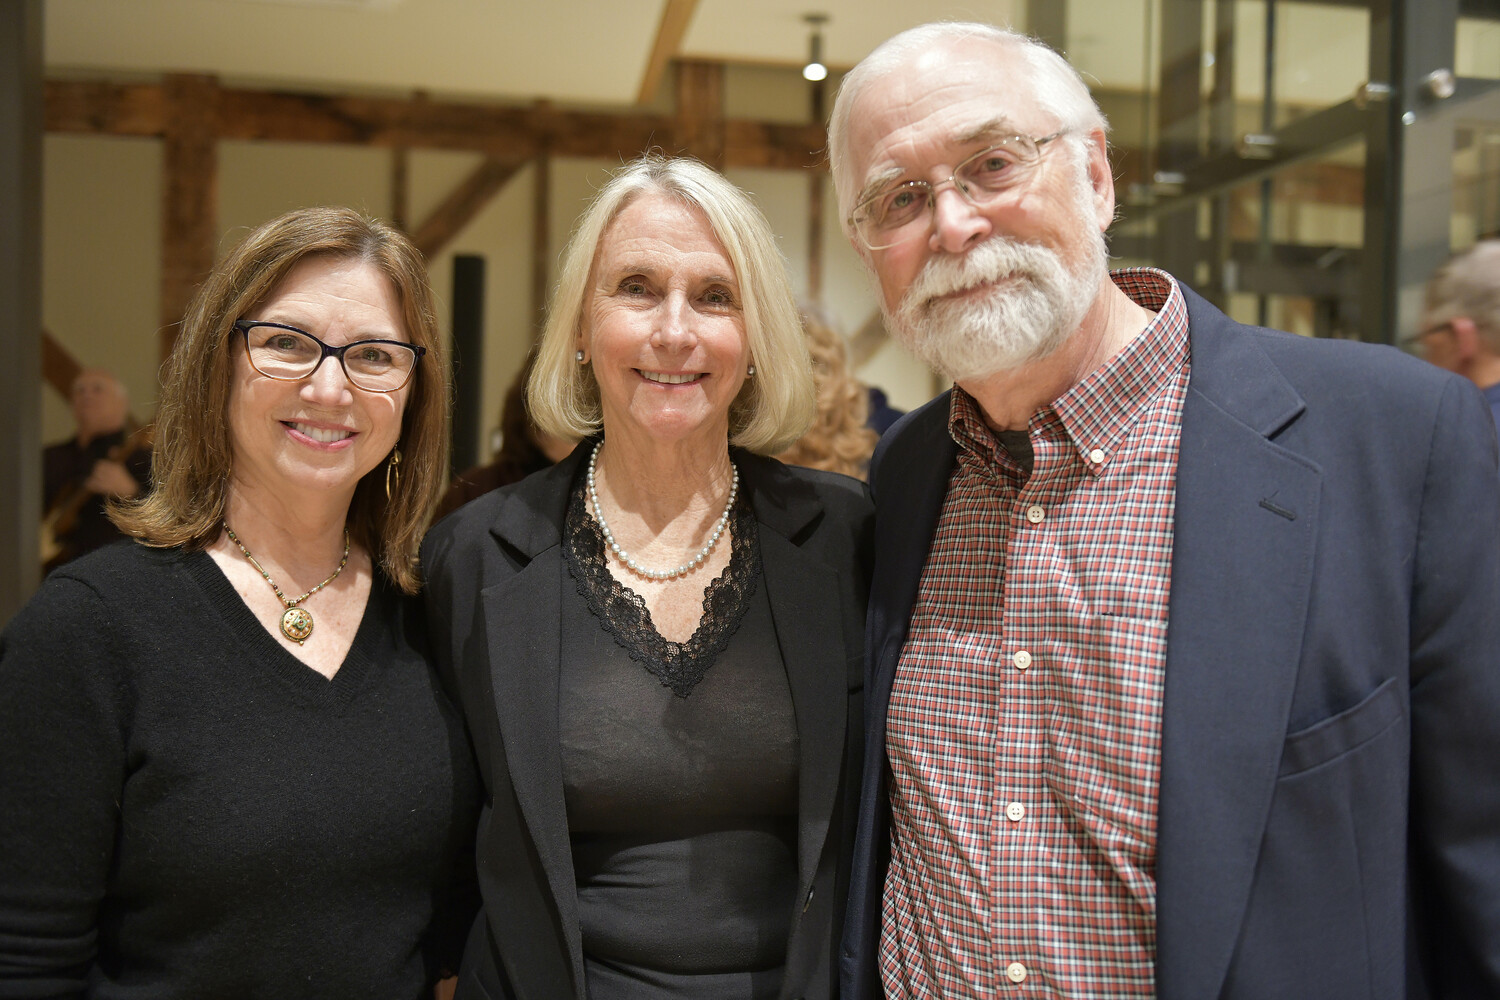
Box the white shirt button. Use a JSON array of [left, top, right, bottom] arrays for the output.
[[1089, 448, 1106, 464], [1012, 650, 1032, 671], [1006, 961, 1028, 983], [1025, 504, 1046, 523], [1005, 801, 1026, 822]]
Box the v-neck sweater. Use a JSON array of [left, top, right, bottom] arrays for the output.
[[0, 541, 479, 1000]]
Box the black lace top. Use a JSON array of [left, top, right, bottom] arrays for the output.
[[563, 467, 761, 698], [559, 470, 800, 999]]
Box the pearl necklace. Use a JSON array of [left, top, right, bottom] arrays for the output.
[[587, 440, 738, 581]]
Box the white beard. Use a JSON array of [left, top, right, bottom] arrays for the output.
[[885, 211, 1108, 383]]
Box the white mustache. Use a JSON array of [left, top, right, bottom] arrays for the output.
[[905, 237, 1059, 309]]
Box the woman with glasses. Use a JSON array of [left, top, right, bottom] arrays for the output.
[[0, 206, 478, 998], [422, 155, 872, 1000]]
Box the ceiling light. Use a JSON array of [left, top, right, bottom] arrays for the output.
[[803, 14, 829, 83]]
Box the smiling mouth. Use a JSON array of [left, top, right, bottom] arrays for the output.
[[639, 370, 703, 385], [286, 421, 354, 444]]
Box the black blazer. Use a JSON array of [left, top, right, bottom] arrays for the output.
[[423, 443, 873, 1000], [840, 283, 1500, 999]]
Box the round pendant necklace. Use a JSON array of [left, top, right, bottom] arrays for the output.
[[223, 522, 350, 645], [587, 440, 738, 581]]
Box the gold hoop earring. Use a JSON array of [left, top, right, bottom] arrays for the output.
[[385, 448, 402, 502]]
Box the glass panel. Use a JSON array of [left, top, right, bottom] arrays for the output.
[[1457, 17, 1500, 79], [1231, 1, 1370, 130], [1450, 120, 1500, 247]]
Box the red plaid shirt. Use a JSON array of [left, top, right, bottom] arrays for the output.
[[880, 269, 1190, 999]]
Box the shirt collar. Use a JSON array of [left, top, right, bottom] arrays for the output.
[[947, 267, 1189, 477]]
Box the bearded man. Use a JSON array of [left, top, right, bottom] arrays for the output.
[[830, 22, 1500, 1000]]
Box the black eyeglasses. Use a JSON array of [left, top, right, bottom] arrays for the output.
[[233, 320, 424, 393]]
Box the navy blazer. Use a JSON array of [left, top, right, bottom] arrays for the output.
[[841, 284, 1500, 999], [422, 444, 872, 1000]]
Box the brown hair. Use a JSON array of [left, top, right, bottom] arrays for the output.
[[112, 206, 450, 594], [775, 312, 878, 480]]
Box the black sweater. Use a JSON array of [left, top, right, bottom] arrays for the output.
[[0, 542, 479, 1000]]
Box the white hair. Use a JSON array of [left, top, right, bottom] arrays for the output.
[[827, 21, 1109, 232], [1423, 240, 1500, 352], [529, 154, 815, 455]]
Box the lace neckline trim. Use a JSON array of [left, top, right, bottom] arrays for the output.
[[563, 472, 761, 698]]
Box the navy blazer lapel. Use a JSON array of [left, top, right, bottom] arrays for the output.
[[742, 456, 846, 901], [868, 394, 957, 698], [1155, 289, 1322, 1000], [480, 455, 587, 993]]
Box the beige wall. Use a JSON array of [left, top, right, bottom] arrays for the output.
[[42, 134, 162, 439]]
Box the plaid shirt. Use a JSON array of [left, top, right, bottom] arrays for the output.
[[880, 269, 1190, 999]]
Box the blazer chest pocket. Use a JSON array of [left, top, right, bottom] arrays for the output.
[[1278, 677, 1402, 777]]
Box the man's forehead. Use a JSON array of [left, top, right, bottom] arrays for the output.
[[849, 46, 1044, 157], [853, 105, 1043, 192]]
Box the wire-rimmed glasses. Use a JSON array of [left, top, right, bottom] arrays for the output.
[[233, 320, 424, 393], [848, 131, 1069, 251]]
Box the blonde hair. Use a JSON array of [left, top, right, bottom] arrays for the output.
[[529, 155, 815, 455], [776, 312, 878, 480], [112, 206, 450, 594]]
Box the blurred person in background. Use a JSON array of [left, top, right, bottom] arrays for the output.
[[41, 367, 153, 572], [775, 310, 878, 480], [435, 347, 575, 521], [1414, 238, 1500, 443]]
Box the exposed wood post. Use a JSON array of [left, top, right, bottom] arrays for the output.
[[390, 147, 409, 230], [675, 60, 725, 168], [1, 0, 43, 618], [532, 153, 551, 334], [159, 73, 219, 361]]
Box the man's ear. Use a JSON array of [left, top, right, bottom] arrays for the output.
[[1084, 128, 1115, 232], [1450, 315, 1481, 361]]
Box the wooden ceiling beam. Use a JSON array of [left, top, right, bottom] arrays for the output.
[[637, 0, 700, 105], [724, 121, 827, 170], [410, 157, 524, 259], [673, 60, 725, 168], [44, 79, 163, 136], [45, 79, 685, 158], [45, 77, 829, 168]]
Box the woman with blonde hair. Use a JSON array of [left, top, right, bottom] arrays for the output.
[[423, 155, 872, 1000], [0, 206, 477, 998]]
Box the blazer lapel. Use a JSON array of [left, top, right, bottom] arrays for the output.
[[742, 456, 845, 899], [479, 456, 587, 995], [1154, 292, 1322, 1000], [869, 394, 957, 697]]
